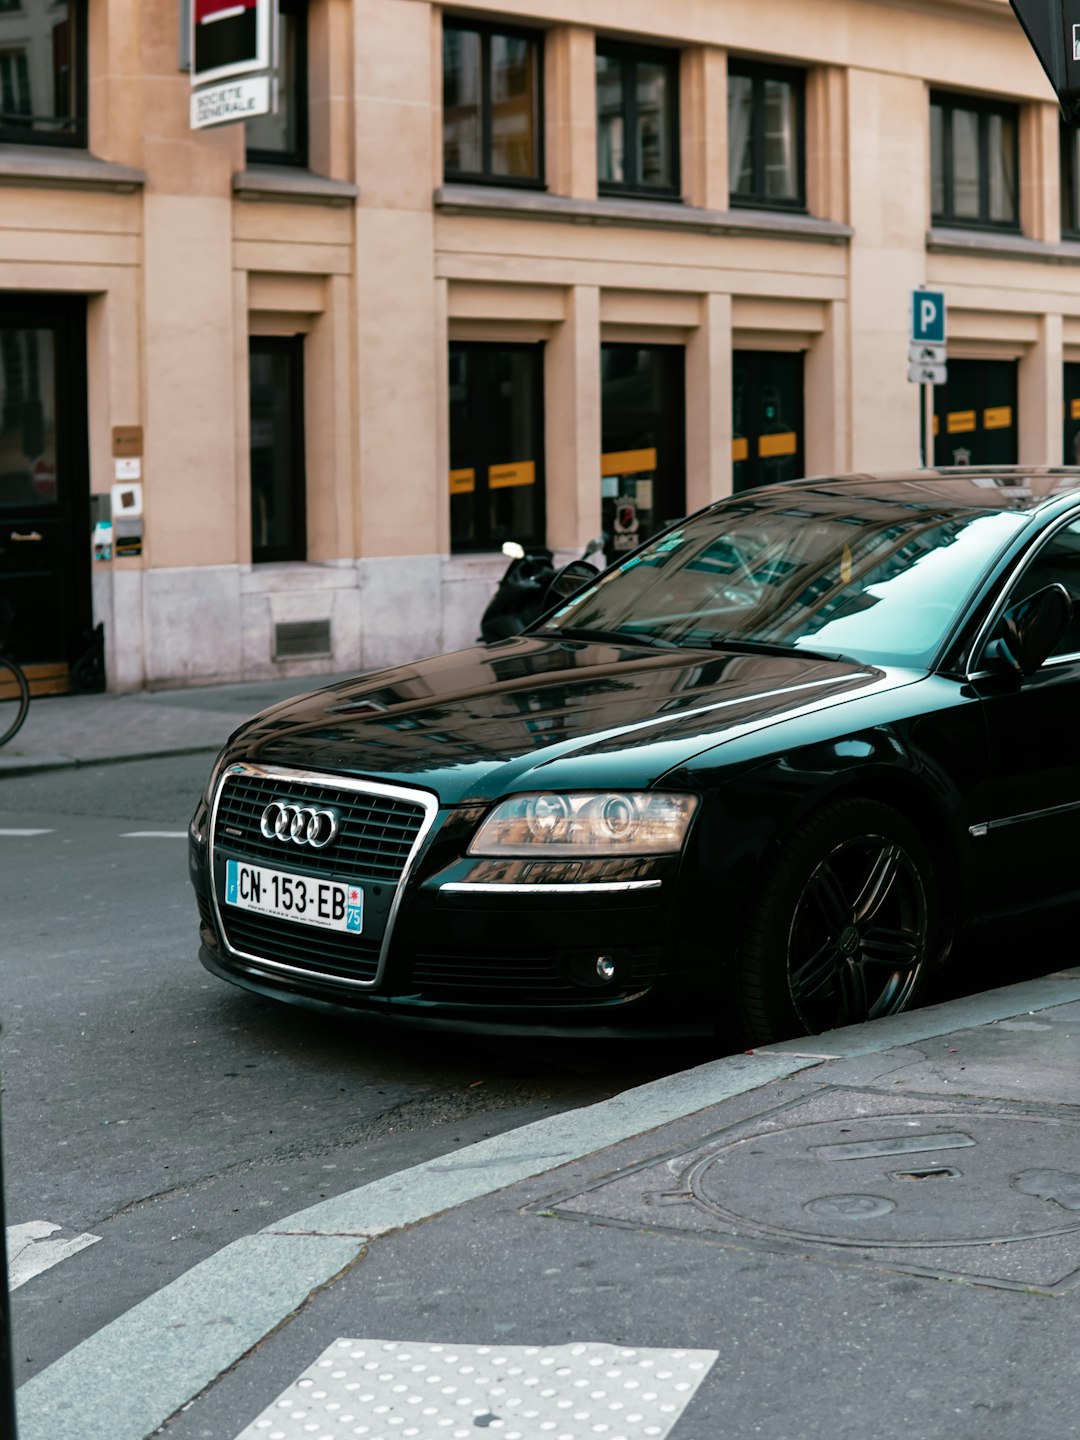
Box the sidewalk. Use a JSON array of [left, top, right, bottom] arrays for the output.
[[0, 672, 355, 775], [15, 969, 1080, 1440]]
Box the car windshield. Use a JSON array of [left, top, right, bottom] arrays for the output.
[[541, 489, 1029, 667]]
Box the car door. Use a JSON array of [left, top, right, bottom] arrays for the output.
[[971, 514, 1080, 918]]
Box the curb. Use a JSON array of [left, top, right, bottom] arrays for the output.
[[0, 746, 221, 779], [16, 970, 1080, 1440]]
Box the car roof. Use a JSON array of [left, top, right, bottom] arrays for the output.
[[770, 468, 1080, 514]]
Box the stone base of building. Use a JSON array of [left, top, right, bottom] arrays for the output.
[[91, 550, 582, 692]]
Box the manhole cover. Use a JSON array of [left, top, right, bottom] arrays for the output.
[[542, 1090, 1080, 1294], [689, 1112, 1080, 1248]]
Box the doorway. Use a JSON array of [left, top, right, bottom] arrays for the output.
[[0, 294, 91, 692], [933, 359, 1018, 466], [732, 350, 804, 492], [600, 343, 685, 558]]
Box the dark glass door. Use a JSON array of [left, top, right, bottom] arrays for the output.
[[1064, 362, 1080, 464], [0, 294, 90, 683], [933, 359, 1017, 466], [600, 343, 685, 557], [250, 337, 306, 563], [449, 342, 545, 552], [732, 350, 804, 492]]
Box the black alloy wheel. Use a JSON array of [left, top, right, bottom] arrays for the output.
[[735, 797, 936, 1045]]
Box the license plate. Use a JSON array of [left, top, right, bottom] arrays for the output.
[[224, 859, 363, 934]]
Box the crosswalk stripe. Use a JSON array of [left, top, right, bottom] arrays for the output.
[[120, 831, 188, 838], [0, 828, 54, 836], [6, 1221, 101, 1290]]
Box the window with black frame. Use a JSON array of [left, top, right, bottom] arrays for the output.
[[443, 19, 542, 185], [930, 90, 1019, 230], [728, 61, 805, 210], [1062, 120, 1080, 239], [249, 337, 307, 564], [448, 342, 545, 553], [0, 0, 86, 148], [245, 0, 308, 167], [596, 41, 679, 198]]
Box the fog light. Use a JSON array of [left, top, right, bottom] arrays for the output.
[[596, 954, 617, 982]]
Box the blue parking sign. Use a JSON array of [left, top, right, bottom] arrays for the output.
[[912, 290, 946, 345]]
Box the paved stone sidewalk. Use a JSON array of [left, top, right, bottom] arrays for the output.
[[0, 672, 354, 775]]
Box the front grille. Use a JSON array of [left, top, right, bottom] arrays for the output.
[[412, 947, 661, 1003], [212, 768, 433, 984], [215, 772, 427, 882], [224, 911, 382, 983]]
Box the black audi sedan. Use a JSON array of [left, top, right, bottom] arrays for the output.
[[189, 469, 1080, 1045]]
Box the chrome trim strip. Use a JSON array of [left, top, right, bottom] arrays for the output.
[[209, 762, 440, 990], [970, 797, 1080, 835], [439, 879, 663, 894]]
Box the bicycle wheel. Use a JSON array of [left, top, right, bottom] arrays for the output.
[[0, 656, 30, 747]]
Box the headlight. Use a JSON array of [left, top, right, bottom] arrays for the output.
[[468, 792, 698, 857]]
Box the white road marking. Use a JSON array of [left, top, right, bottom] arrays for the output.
[[7, 1221, 101, 1290], [119, 831, 188, 838], [234, 1339, 719, 1440], [0, 828, 54, 836]]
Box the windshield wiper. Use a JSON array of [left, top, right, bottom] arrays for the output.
[[691, 636, 853, 664], [552, 626, 681, 651]]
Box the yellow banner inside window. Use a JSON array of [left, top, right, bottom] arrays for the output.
[[601, 447, 658, 478], [758, 432, 798, 459], [489, 460, 536, 490]]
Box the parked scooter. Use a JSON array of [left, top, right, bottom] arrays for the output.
[[479, 536, 605, 642]]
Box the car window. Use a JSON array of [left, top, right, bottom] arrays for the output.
[[543, 498, 1026, 668], [1005, 517, 1080, 659]]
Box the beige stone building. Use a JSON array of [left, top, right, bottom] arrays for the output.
[[1, 0, 1077, 692]]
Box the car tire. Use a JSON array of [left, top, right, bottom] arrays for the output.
[[734, 797, 937, 1046]]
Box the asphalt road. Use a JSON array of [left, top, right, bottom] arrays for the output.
[[0, 754, 715, 1385], [0, 753, 1063, 1389]]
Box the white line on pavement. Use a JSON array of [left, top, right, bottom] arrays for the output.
[[0, 828, 54, 836], [6, 1221, 101, 1291], [119, 831, 188, 838]]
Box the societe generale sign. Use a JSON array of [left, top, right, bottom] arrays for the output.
[[190, 0, 275, 131]]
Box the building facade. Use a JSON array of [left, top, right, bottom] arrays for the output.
[[0, 0, 1077, 692]]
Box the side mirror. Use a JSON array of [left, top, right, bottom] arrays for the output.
[[545, 560, 600, 607], [985, 582, 1072, 678]]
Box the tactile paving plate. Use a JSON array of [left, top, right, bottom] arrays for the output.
[[236, 1340, 718, 1440]]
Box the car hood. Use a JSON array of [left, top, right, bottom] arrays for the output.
[[225, 635, 901, 803]]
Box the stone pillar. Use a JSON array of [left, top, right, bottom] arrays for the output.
[[546, 286, 602, 549], [686, 292, 733, 508], [545, 26, 597, 200], [845, 68, 927, 471], [680, 47, 727, 212], [1019, 313, 1063, 465]]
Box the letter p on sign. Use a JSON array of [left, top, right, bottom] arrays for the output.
[[912, 289, 946, 345]]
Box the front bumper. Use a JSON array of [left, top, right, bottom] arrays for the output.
[[190, 824, 716, 1037]]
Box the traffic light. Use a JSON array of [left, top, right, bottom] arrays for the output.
[[1011, 1, 1080, 123]]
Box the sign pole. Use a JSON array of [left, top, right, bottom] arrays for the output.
[[0, 1024, 17, 1440]]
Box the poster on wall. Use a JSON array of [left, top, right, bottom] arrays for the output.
[[190, 0, 277, 129]]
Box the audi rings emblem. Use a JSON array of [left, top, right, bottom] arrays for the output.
[[260, 800, 340, 849]]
